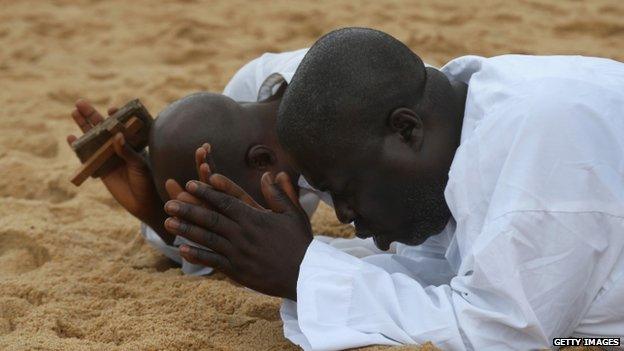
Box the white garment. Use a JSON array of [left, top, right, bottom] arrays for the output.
[[281, 55, 624, 350], [142, 48, 321, 275]]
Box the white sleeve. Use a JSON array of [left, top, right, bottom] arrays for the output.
[[140, 224, 214, 276], [222, 56, 264, 102], [314, 236, 388, 258], [140, 223, 182, 264], [282, 211, 624, 351]]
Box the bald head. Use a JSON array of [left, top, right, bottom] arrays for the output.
[[149, 92, 253, 201], [277, 27, 427, 165], [148, 91, 296, 207]]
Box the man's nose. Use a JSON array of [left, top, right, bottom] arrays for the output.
[[332, 196, 356, 224]]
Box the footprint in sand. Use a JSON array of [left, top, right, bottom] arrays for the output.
[[599, 5, 624, 17], [554, 20, 624, 38], [52, 319, 85, 339], [241, 298, 280, 321], [0, 121, 58, 158], [0, 297, 32, 335], [11, 45, 46, 63], [521, 0, 567, 16], [0, 27, 9, 39], [0, 158, 76, 203], [170, 19, 223, 44], [160, 45, 218, 65], [0, 230, 50, 277], [0, 134, 58, 159]]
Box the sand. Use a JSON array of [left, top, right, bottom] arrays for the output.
[[0, 0, 622, 350]]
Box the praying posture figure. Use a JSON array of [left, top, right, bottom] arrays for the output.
[[162, 28, 624, 350], [68, 47, 385, 275], [67, 89, 322, 275]]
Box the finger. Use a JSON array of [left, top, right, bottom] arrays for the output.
[[75, 98, 104, 126], [164, 200, 239, 238], [185, 181, 251, 220], [107, 106, 119, 116], [112, 133, 145, 166], [203, 143, 217, 173], [179, 245, 233, 274], [164, 218, 233, 255], [261, 172, 298, 214], [176, 191, 203, 206], [67, 134, 77, 146], [208, 174, 263, 210], [166, 179, 211, 207], [275, 172, 301, 210], [165, 179, 184, 200], [71, 108, 91, 132], [195, 147, 209, 183], [199, 163, 211, 184]]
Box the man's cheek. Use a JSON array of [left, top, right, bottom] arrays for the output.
[[360, 192, 402, 228]]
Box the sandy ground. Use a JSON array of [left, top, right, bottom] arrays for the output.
[[0, 0, 622, 350]]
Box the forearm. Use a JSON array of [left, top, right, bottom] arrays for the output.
[[283, 239, 466, 350]]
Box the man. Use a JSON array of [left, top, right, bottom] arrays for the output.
[[161, 28, 624, 350], [68, 47, 386, 276]]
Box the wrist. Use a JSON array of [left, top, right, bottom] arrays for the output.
[[285, 236, 313, 301]]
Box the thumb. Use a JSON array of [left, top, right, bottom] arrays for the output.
[[165, 179, 184, 200], [165, 179, 207, 206], [261, 172, 297, 214], [112, 133, 144, 167], [274, 172, 302, 211]]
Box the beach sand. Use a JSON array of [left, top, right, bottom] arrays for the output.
[[0, 0, 622, 349]]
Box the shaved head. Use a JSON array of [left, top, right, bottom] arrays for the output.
[[277, 27, 427, 167], [149, 92, 253, 201], [148, 91, 297, 208]]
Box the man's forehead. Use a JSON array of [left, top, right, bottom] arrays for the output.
[[290, 137, 374, 189], [298, 156, 360, 192]]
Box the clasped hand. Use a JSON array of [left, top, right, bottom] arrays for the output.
[[163, 146, 312, 301]]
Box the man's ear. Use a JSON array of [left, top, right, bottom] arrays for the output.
[[387, 107, 424, 150], [246, 145, 277, 171]]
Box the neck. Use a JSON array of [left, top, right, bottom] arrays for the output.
[[449, 79, 467, 146], [421, 67, 467, 147], [240, 97, 281, 144], [240, 98, 302, 189]]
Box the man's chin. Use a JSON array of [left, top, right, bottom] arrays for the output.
[[372, 234, 393, 251], [371, 232, 429, 251], [355, 223, 429, 250], [355, 226, 401, 250]]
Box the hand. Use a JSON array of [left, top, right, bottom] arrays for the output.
[[163, 172, 312, 300], [164, 143, 265, 209], [67, 99, 172, 243]]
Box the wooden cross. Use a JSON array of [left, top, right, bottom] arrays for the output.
[[70, 99, 153, 186]]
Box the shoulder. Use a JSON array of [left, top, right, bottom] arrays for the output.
[[223, 48, 309, 101], [474, 72, 623, 144]]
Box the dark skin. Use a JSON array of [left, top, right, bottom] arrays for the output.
[[67, 100, 173, 242], [165, 67, 467, 300], [66, 89, 299, 246], [149, 91, 299, 211]]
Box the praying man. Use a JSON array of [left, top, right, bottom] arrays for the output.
[[69, 47, 390, 276], [162, 28, 624, 350]]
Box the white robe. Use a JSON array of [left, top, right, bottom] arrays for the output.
[[280, 55, 624, 350]]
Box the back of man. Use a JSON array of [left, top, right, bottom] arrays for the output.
[[442, 54, 624, 345], [279, 50, 624, 350]]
